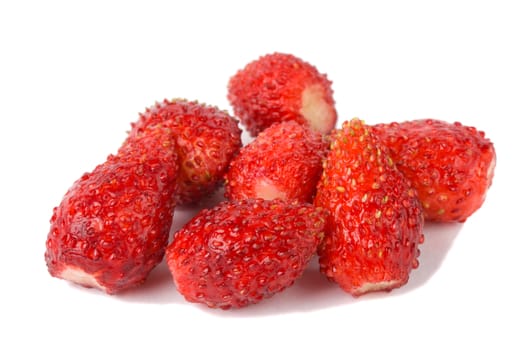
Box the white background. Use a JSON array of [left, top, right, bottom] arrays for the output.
[[1, 1, 524, 349]]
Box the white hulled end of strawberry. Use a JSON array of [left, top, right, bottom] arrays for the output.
[[60, 266, 106, 292], [253, 178, 286, 200], [354, 280, 402, 295], [300, 84, 336, 135], [486, 154, 496, 185]]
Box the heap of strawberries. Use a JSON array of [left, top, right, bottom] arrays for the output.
[[45, 53, 496, 308]]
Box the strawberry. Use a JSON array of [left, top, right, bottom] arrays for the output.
[[166, 198, 327, 309], [45, 125, 179, 294], [227, 52, 337, 137], [314, 119, 424, 297], [130, 99, 242, 205], [372, 119, 496, 222], [224, 121, 328, 202]]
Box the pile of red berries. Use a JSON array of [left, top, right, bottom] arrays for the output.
[[45, 53, 496, 309]]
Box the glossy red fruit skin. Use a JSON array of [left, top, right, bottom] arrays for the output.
[[372, 119, 496, 222], [224, 121, 328, 203], [130, 99, 242, 205], [228, 52, 337, 137], [45, 126, 179, 294], [166, 198, 327, 309], [314, 119, 424, 297]]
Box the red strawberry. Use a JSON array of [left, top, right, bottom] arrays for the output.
[[228, 52, 337, 137], [372, 119, 496, 222], [166, 198, 327, 309], [314, 119, 424, 297], [45, 125, 179, 294], [224, 121, 328, 202], [130, 99, 242, 205]]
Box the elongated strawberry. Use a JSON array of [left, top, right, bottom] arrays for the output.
[[166, 198, 327, 309], [372, 119, 496, 222], [314, 119, 424, 297], [45, 125, 179, 294], [224, 121, 328, 202], [130, 99, 242, 205], [228, 52, 337, 137]]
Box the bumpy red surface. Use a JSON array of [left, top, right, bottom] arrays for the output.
[[314, 119, 424, 296], [45, 126, 180, 294], [224, 121, 328, 203], [372, 119, 496, 222], [130, 99, 242, 205], [166, 198, 327, 309], [228, 52, 337, 137]]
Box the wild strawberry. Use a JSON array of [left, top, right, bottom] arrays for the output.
[[227, 52, 337, 137], [314, 119, 424, 297], [45, 125, 179, 294], [130, 99, 242, 205], [166, 198, 327, 309], [372, 119, 496, 222], [224, 121, 328, 202]]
